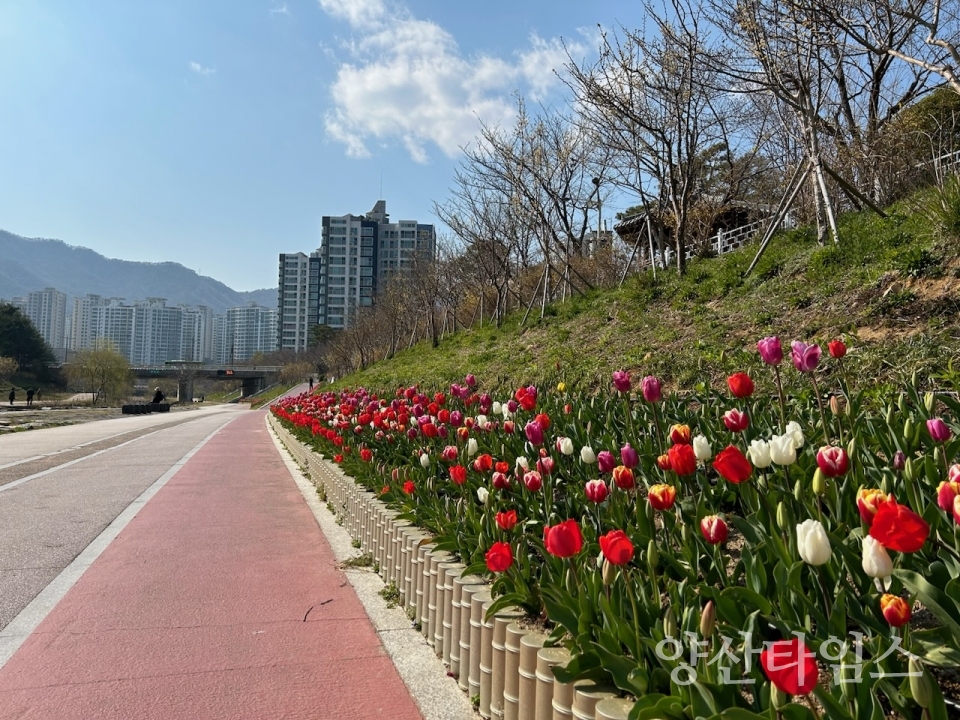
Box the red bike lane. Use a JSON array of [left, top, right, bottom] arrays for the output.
[[0, 409, 423, 719]]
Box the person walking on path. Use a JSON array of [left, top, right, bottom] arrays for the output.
[[26, 388, 34, 407], [7, 388, 13, 406], [308, 377, 314, 391]]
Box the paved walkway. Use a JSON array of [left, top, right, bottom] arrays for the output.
[[0, 408, 423, 719]]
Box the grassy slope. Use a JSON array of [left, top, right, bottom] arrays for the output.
[[337, 194, 960, 398]]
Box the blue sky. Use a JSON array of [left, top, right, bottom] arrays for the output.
[[0, 0, 639, 291]]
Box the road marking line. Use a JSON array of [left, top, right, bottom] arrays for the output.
[[0, 430, 138, 471], [0, 414, 239, 670]]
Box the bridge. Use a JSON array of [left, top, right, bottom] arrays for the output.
[[128, 364, 283, 402]]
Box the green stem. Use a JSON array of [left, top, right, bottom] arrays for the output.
[[773, 365, 787, 426], [626, 567, 642, 658], [810, 373, 830, 447]]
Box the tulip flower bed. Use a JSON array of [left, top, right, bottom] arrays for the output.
[[272, 338, 960, 720]]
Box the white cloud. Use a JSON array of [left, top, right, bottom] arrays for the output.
[[189, 61, 215, 76], [318, 1, 584, 163], [270, 3, 290, 16]]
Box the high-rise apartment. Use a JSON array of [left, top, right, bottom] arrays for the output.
[[223, 303, 277, 362], [26, 287, 68, 349], [277, 252, 320, 352], [93, 299, 135, 359], [132, 298, 183, 365]]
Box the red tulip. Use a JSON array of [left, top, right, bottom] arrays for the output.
[[359, 448, 373, 462], [700, 515, 728, 545], [869, 498, 930, 552], [648, 484, 677, 511], [612, 465, 636, 490], [816, 446, 849, 477], [760, 637, 819, 695], [880, 594, 911, 627], [402, 480, 415, 494], [496, 510, 518, 531], [656, 454, 672, 471], [334, 454, 344, 463], [449, 465, 467, 486], [585, 479, 609, 503], [441, 445, 459, 462], [485, 541, 514, 573], [856, 488, 888, 526], [727, 372, 755, 399], [543, 519, 583, 558], [668, 443, 697, 476], [723, 409, 749, 432], [599, 530, 634, 566], [473, 453, 494, 473], [495, 461, 510, 474], [954, 495, 960, 525], [492, 471, 510, 490], [712, 445, 752, 484], [669, 424, 691, 445], [828, 339, 847, 358]]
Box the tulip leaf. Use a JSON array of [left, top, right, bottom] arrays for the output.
[[909, 627, 960, 667], [687, 681, 719, 717], [591, 641, 649, 696], [630, 695, 686, 720], [895, 569, 960, 642], [812, 685, 855, 720], [729, 515, 765, 546], [779, 704, 818, 720], [719, 587, 773, 616], [716, 710, 768, 720]]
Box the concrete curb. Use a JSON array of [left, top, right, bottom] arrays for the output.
[[267, 416, 478, 720]]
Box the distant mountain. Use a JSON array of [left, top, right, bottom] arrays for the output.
[[0, 230, 277, 313]]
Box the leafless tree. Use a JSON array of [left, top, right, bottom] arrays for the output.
[[566, 0, 761, 274]]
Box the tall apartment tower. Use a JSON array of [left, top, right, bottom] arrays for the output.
[[180, 305, 214, 362], [226, 303, 277, 362], [26, 287, 68, 349], [132, 298, 183, 366], [277, 252, 320, 352], [317, 200, 435, 330], [94, 299, 135, 359]]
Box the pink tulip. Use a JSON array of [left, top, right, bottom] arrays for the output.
[[790, 341, 822, 373], [927, 418, 952, 443], [723, 409, 749, 433], [525, 421, 544, 445], [641, 376, 662, 403], [523, 471, 543, 492], [620, 443, 639, 469], [536, 456, 555, 475], [612, 370, 632, 393], [597, 450, 615, 474], [757, 336, 783, 366], [585, 479, 609, 503]]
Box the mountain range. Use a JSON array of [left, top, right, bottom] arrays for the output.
[[0, 230, 277, 313]]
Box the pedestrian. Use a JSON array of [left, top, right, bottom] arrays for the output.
[[308, 377, 314, 391], [26, 388, 34, 406], [152, 386, 165, 404], [8, 388, 14, 406], [35, 388, 41, 402]]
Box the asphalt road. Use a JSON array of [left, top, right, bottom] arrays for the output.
[[0, 405, 242, 631]]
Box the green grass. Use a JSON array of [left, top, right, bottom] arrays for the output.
[[334, 195, 960, 396]]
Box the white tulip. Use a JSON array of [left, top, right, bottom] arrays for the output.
[[476, 414, 489, 429], [492, 401, 503, 415], [501, 404, 514, 419], [580, 446, 597, 464], [693, 435, 712, 462], [419, 453, 430, 469], [515, 456, 529, 471], [558, 437, 574, 456], [770, 434, 797, 465], [477, 487, 489, 505], [748, 439, 772, 469], [467, 438, 479, 457], [861, 536, 893, 585], [796, 519, 832, 565], [785, 421, 805, 449]]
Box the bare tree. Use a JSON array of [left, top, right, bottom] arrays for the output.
[[566, 0, 759, 274]]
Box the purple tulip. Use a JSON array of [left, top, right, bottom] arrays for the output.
[[527, 386, 538, 401], [479, 393, 492, 411], [757, 336, 783, 366], [507, 400, 518, 414], [927, 418, 952, 443], [406, 427, 419, 439], [437, 425, 448, 439], [612, 370, 632, 393], [597, 450, 615, 474], [465, 374, 477, 388], [641, 376, 662, 403], [893, 450, 906, 471], [525, 421, 544, 446], [450, 410, 463, 427], [790, 341, 822, 373], [391, 399, 401, 411], [412, 404, 425, 418], [620, 443, 639, 469]]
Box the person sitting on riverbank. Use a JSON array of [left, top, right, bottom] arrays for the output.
[[151, 387, 165, 404]]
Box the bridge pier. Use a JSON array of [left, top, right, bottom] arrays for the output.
[[177, 378, 195, 404]]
